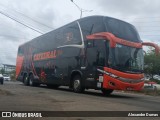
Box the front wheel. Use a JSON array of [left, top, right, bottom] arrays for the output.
[[101, 89, 113, 96], [29, 75, 39, 87], [73, 75, 84, 93]]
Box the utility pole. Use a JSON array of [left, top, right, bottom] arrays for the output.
[[70, 0, 92, 18]]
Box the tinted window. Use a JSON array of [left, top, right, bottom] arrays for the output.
[[29, 22, 82, 53], [86, 47, 97, 66], [97, 51, 105, 66], [94, 40, 106, 66], [109, 44, 144, 73], [105, 18, 141, 42], [79, 17, 105, 40], [62, 22, 82, 45], [18, 47, 24, 56], [54, 29, 64, 46]]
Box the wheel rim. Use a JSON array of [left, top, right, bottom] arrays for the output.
[[25, 76, 28, 83], [29, 77, 32, 85], [74, 79, 80, 90]]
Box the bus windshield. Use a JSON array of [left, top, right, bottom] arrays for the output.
[[108, 44, 144, 73]]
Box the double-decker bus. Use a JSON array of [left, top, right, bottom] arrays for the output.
[[16, 16, 159, 95]]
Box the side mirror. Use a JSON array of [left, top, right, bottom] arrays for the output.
[[142, 42, 160, 56]]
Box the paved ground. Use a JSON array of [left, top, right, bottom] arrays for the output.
[[0, 81, 160, 120]]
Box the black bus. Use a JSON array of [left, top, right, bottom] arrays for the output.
[[16, 16, 159, 95]]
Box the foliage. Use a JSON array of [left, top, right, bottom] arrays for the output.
[[10, 70, 16, 80], [144, 49, 160, 77], [149, 78, 160, 84], [0, 68, 5, 74]]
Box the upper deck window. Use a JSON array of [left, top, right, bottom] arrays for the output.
[[62, 22, 82, 45], [79, 17, 105, 40], [18, 47, 24, 56], [105, 18, 141, 43]]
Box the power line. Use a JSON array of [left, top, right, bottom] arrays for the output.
[[140, 35, 160, 36], [132, 21, 160, 23], [138, 30, 160, 33], [0, 34, 27, 40], [133, 16, 160, 19], [134, 25, 160, 28], [70, 0, 93, 18], [13, 11, 53, 30], [0, 3, 53, 31], [0, 10, 44, 34]]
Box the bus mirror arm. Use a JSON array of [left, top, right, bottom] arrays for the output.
[[142, 42, 160, 56]]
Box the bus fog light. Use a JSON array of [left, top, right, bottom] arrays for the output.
[[109, 81, 115, 86]]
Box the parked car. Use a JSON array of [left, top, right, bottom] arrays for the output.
[[0, 74, 4, 84], [144, 75, 151, 81], [143, 82, 160, 91], [153, 75, 160, 80], [3, 74, 11, 81]]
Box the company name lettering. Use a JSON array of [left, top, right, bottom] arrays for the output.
[[34, 50, 56, 61]]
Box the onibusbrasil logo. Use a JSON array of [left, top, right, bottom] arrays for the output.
[[1, 112, 42, 118]]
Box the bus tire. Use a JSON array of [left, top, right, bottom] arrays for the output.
[[1, 80, 3, 84], [101, 89, 113, 96], [73, 75, 84, 93], [23, 75, 29, 86], [29, 75, 39, 87]]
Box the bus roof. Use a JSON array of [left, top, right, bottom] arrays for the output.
[[19, 15, 140, 48]]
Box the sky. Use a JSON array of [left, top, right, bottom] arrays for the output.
[[0, 0, 160, 65]]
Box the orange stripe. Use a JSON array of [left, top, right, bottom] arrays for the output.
[[86, 32, 142, 48], [104, 67, 144, 79], [16, 56, 24, 79]]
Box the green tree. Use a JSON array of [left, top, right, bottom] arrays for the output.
[[0, 68, 5, 74], [10, 70, 16, 80], [144, 49, 160, 78]]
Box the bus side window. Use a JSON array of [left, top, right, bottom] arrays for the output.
[[62, 22, 82, 45], [97, 51, 105, 66], [18, 47, 24, 56]]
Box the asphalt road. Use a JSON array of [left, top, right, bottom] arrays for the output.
[[0, 81, 160, 120]]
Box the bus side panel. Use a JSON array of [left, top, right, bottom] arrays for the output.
[[16, 21, 84, 85], [16, 46, 25, 81], [56, 47, 82, 86], [16, 56, 24, 80], [33, 59, 62, 85], [30, 47, 82, 86]]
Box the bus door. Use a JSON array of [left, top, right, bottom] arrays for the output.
[[85, 39, 109, 88], [84, 40, 97, 88], [94, 40, 108, 86]]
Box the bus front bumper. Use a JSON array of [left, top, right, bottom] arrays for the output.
[[102, 74, 144, 91]]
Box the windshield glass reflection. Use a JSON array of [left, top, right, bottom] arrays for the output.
[[109, 44, 144, 73]]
